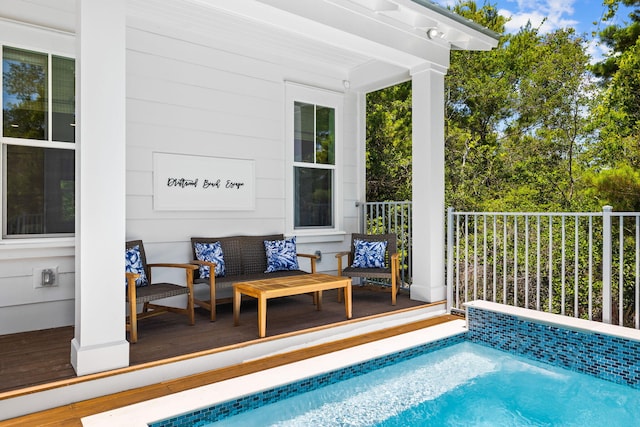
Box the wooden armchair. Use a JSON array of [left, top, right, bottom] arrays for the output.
[[125, 240, 197, 343], [335, 233, 401, 305]]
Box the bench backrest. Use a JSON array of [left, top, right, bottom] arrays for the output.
[[191, 234, 284, 279]]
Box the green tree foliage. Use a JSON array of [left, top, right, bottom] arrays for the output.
[[592, 0, 640, 79], [586, 0, 640, 207], [366, 82, 412, 201], [444, 3, 509, 210], [445, 5, 594, 212]]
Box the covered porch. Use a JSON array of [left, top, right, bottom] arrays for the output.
[[0, 0, 498, 421]]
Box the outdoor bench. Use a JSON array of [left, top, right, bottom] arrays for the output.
[[190, 233, 318, 321]]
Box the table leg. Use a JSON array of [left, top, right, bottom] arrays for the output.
[[258, 295, 267, 338], [344, 282, 352, 319], [316, 290, 323, 311], [233, 288, 241, 326]]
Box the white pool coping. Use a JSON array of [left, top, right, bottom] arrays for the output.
[[81, 319, 467, 427]]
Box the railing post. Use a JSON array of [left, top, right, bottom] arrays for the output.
[[357, 201, 365, 234], [447, 207, 454, 310], [602, 205, 612, 324]]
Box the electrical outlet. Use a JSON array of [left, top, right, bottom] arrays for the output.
[[33, 266, 59, 288]]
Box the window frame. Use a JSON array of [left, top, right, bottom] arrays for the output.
[[1, 36, 76, 242], [285, 82, 343, 240]]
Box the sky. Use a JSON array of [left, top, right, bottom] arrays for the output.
[[434, 0, 636, 61]]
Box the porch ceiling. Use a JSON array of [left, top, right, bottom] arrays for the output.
[[3, 0, 498, 93], [129, 0, 498, 92]]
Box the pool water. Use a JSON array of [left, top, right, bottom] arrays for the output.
[[205, 342, 640, 426]]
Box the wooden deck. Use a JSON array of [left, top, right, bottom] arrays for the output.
[[0, 287, 454, 426]]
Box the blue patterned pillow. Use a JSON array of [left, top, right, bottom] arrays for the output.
[[194, 241, 226, 278], [125, 245, 148, 287], [264, 237, 299, 273], [351, 239, 387, 268]]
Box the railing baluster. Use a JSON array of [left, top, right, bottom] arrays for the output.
[[588, 216, 593, 321], [473, 215, 478, 300], [573, 215, 580, 317], [446, 207, 454, 309], [455, 213, 460, 308], [493, 215, 497, 303], [465, 214, 469, 304], [574, 215, 579, 318], [537, 215, 541, 311], [407, 203, 412, 284], [549, 216, 553, 313], [636, 216, 639, 329], [525, 215, 529, 309], [483, 215, 488, 301], [602, 206, 612, 324], [514, 215, 518, 307], [503, 214, 508, 305], [561, 216, 566, 316], [619, 216, 624, 326]]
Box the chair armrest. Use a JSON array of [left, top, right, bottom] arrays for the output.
[[190, 260, 217, 270], [126, 272, 139, 284], [390, 253, 401, 282], [390, 253, 399, 268], [146, 263, 197, 289], [126, 273, 139, 302], [335, 251, 352, 274], [297, 252, 319, 274], [147, 263, 198, 270], [190, 260, 217, 307]]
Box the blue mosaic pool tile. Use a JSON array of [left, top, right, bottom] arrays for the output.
[[466, 306, 640, 389], [149, 333, 465, 427]]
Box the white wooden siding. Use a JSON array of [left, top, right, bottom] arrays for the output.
[[0, 4, 363, 333]]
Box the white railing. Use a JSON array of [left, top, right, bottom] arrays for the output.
[[447, 206, 640, 329], [362, 201, 412, 287]]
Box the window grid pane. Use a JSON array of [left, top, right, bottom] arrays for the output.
[[2, 47, 48, 140], [6, 145, 75, 235], [294, 167, 333, 228], [315, 105, 334, 165], [51, 55, 75, 143], [294, 102, 315, 163]]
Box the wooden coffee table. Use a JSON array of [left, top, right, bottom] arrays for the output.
[[233, 273, 352, 338]]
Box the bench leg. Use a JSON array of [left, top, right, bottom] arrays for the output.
[[344, 282, 352, 319], [233, 288, 241, 326], [258, 296, 267, 338]]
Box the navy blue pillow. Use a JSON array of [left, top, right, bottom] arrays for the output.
[[194, 241, 226, 278], [351, 239, 387, 268], [125, 245, 148, 287], [264, 237, 299, 273]]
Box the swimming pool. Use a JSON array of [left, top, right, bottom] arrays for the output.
[[82, 301, 640, 427], [204, 342, 640, 426]]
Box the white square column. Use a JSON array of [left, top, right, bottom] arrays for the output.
[[410, 63, 448, 303], [71, 0, 129, 375]]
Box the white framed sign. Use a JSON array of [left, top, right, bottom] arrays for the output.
[[153, 152, 255, 211]]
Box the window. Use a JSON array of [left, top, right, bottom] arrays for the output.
[[294, 102, 335, 228], [287, 83, 342, 234], [2, 46, 75, 237]]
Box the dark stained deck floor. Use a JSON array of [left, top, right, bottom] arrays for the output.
[[0, 286, 430, 394]]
